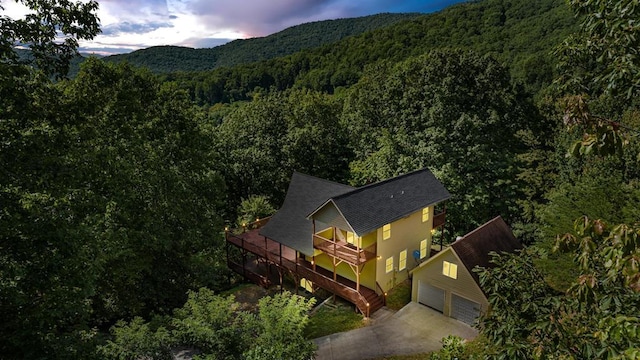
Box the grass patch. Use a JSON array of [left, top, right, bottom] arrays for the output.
[[386, 279, 411, 310], [304, 300, 365, 339], [534, 253, 578, 292], [532, 239, 580, 292]]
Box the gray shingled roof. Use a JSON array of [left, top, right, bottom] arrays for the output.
[[310, 168, 451, 236], [259, 172, 354, 256], [451, 216, 523, 287]]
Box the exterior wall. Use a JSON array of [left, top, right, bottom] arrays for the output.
[[313, 202, 352, 232], [311, 252, 376, 290], [410, 248, 488, 317], [376, 206, 434, 293]]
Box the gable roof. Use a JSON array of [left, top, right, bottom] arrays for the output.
[[309, 168, 450, 236], [450, 216, 522, 286], [259, 172, 354, 255]]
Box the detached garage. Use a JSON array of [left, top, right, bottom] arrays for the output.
[[410, 216, 522, 326]]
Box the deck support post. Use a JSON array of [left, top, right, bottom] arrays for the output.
[[241, 237, 247, 278], [279, 243, 284, 291]]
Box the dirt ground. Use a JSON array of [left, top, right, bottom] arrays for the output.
[[230, 284, 274, 311]]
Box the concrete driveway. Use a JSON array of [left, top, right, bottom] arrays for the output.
[[313, 302, 478, 360]]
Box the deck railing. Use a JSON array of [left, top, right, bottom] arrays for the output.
[[376, 281, 387, 306], [225, 230, 374, 316], [433, 211, 446, 229], [228, 215, 272, 234], [312, 234, 377, 265]]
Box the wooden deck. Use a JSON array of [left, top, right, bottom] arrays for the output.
[[226, 229, 384, 317]]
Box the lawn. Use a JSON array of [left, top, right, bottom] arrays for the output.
[[304, 298, 366, 339], [385, 279, 411, 310], [533, 238, 580, 292]]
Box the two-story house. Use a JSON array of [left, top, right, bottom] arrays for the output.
[[225, 168, 450, 316]]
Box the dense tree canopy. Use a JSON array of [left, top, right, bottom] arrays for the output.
[[1, 56, 227, 357], [214, 89, 350, 216], [342, 50, 537, 235], [163, 0, 577, 106]]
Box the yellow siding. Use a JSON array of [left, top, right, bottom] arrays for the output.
[[312, 252, 376, 290], [376, 206, 434, 292], [410, 248, 488, 316]]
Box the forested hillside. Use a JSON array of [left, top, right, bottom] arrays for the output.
[[97, 13, 422, 73], [167, 0, 577, 105], [2, 0, 639, 358]]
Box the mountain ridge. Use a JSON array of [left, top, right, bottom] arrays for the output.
[[99, 13, 423, 73]]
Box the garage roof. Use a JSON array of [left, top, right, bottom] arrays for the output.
[[451, 216, 522, 286]]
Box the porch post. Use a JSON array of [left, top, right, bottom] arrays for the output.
[[333, 255, 337, 282], [263, 237, 269, 280], [442, 203, 447, 248]]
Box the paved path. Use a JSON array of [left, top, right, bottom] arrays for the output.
[[313, 302, 478, 360]]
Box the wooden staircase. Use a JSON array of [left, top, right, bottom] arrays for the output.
[[362, 290, 385, 314]]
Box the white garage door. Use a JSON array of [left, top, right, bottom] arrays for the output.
[[418, 281, 445, 313], [451, 294, 481, 325]]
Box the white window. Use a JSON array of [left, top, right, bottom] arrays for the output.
[[422, 207, 430, 222], [420, 239, 428, 259], [386, 256, 394, 273], [443, 261, 458, 279], [383, 223, 391, 240], [399, 250, 407, 271]]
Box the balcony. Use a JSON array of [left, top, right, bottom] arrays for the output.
[[313, 234, 377, 266], [433, 210, 446, 229]]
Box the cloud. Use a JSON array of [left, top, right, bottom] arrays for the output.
[[188, 0, 467, 38], [190, 0, 344, 37], [181, 37, 234, 49], [101, 21, 173, 36]]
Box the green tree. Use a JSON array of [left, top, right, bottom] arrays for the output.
[[0, 0, 100, 77], [171, 289, 246, 359], [555, 0, 640, 157], [59, 59, 226, 321], [99, 317, 173, 360], [0, 57, 227, 357], [479, 219, 640, 359], [244, 292, 316, 360], [236, 195, 276, 228], [1, 1, 103, 356], [343, 50, 536, 235], [100, 289, 316, 360], [215, 89, 350, 216]]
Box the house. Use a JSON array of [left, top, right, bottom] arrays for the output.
[[410, 216, 522, 325], [225, 168, 450, 316]]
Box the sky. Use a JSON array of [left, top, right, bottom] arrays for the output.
[[2, 0, 467, 56]]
